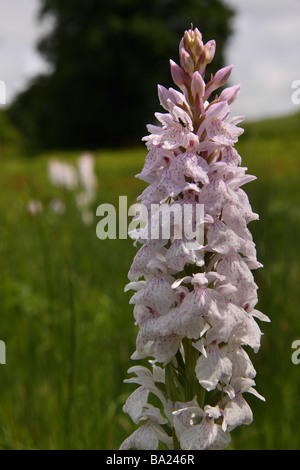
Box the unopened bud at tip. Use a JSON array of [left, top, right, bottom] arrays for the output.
[[184, 26, 204, 59], [213, 65, 233, 88], [202, 40, 216, 66], [219, 84, 241, 104], [191, 71, 205, 99], [180, 50, 195, 74], [170, 59, 185, 87]]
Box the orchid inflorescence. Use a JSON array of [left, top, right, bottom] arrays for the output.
[[47, 152, 98, 224], [120, 26, 269, 451]]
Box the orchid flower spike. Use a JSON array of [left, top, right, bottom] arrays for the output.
[[121, 25, 269, 451]]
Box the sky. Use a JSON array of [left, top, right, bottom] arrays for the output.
[[0, 0, 300, 121], [224, 0, 300, 120], [0, 0, 50, 104]]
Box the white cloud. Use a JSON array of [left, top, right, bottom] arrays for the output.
[[224, 0, 300, 120], [0, 0, 49, 103]]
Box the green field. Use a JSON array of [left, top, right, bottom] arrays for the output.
[[1, 111, 300, 450]]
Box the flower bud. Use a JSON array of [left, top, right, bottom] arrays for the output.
[[191, 71, 205, 99], [202, 40, 216, 65], [170, 60, 185, 87], [213, 65, 233, 88], [179, 37, 187, 56], [197, 40, 216, 75], [219, 84, 241, 105], [204, 65, 233, 101], [184, 27, 203, 58], [180, 50, 195, 74], [184, 29, 193, 47], [194, 36, 204, 56]]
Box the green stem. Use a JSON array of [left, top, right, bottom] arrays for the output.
[[64, 268, 77, 449], [198, 385, 206, 409], [172, 428, 181, 450], [165, 362, 180, 402], [182, 338, 207, 408], [182, 338, 198, 402]]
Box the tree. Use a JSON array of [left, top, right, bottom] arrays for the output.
[[9, 0, 234, 150]]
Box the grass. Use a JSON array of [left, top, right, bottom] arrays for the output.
[[1, 111, 300, 449]]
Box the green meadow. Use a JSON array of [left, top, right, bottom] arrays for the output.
[[1, 111, 300, 450]]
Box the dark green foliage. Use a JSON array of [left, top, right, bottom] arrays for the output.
[[8, 0, 234, 150], [0, 110, 23, 156]]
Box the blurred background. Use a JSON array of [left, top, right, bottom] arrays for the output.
[[0, 0, 300, 450]]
